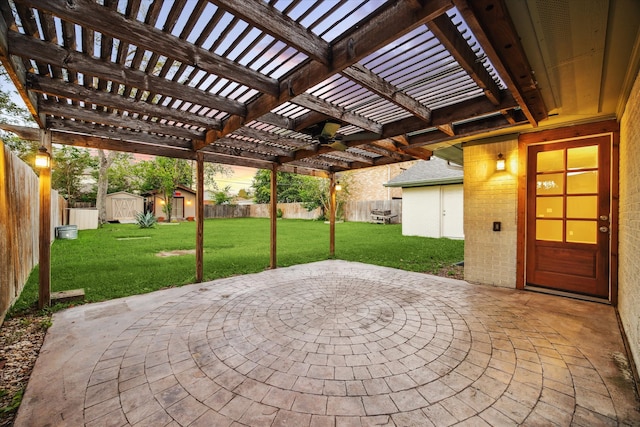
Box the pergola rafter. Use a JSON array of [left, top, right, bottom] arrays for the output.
[[0, 0, 545, 172], [0, 0, 548, 301]]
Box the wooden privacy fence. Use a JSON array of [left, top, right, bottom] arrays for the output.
[[250, 203, 321, 220], [203, 201, 401, 223], [343, 199, 402, 223], [204, 203, 321, 220], [0, 143, 66, 325], [204, 204, 250, 218]]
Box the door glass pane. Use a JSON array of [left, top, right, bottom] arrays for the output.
[[566, 220, 597, 244], [568, 145, 598, 170], [567, 171, 597, 194], [536, 219, 563, 241], [537, 150, 564, 172], [536, 197, 563, 218], [567, 196, 597, 219], [536, 173, 564, 195]]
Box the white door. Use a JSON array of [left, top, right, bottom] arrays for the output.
[[172, 197, 184, 218], [441, 185, 464, 239]]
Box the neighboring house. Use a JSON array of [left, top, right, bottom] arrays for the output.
[[105, 192, 144, 223], [145, 185, 197, 220], [385, 157, 464, 239], [341, 161, 417, 201]]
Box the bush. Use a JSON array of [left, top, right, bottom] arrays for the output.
[[135, 212, 157, 228]]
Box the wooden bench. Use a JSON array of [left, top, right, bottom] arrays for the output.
[[370, 209, 397, 224]]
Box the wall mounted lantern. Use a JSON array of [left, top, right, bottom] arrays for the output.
[[335, 181, 342, 191], [34, 146, 51, 169], [496, 153, 506, 171]]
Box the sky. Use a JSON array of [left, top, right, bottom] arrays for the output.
[[0, 71, 257, 195]]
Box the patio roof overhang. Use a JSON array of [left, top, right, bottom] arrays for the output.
[[0, 0, 547, 170]]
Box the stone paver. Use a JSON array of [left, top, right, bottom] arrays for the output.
[[15, 261, 640, 426]]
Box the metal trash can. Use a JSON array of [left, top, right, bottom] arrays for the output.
[[56, 225, 78, 239]]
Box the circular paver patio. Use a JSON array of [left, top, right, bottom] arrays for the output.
[[75, 262, 639, 426]]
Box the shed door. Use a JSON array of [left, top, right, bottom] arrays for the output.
[[441, 185, 464, 239], [526, 136, 611, 298], [172, 197, 184, 218], [113, 198, 137, 219]]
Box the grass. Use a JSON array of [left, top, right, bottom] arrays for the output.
[[10, 218, 463, 314]]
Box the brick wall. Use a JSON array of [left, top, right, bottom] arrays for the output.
[[341, 161, 417, 202], [463, 139, 519, 287], [618, 70, 640, 375]]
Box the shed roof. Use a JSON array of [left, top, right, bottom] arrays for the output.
[[106, 191, 144, 199], [385, 157, 463, 188]]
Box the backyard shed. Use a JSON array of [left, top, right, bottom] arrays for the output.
[[105, 192, 144, 223], [146, 185, 196, 221], [386, 157, 464, 239]]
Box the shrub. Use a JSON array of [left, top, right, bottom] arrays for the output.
[[135, 212, 157, 228]]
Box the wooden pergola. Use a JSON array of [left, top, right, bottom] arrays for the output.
[[0, 0, 545, 307]]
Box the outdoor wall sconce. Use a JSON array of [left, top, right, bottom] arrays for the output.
[[335, 181, 342, 191], [496, 153, 506, 171], [34, 146, 51, 169], [186, 200, 192, 205]]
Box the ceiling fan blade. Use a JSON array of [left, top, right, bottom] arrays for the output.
[[327, 140, 349, 151], [340, 132, 382, 142], [320, 121, 341, 139]]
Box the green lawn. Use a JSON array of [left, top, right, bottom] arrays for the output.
[[11, 218, 463, 314]]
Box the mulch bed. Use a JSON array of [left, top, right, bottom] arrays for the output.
[[0, 312, 51, 427]]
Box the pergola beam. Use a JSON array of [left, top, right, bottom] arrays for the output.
[[17, 0, 280, 96], [29, 75, 220, 130], [341, 63, 433, 122], [453, 0, 547, 125], [40, 100, 205, 141], [292, 93, 383, 134], [220, 0, 453, 136], [427, 14, 501, 105], [46, 119, 195, 149], [210, 0, 331, 65], [7, 31, 247, 116], [0, 5, 44, 127]]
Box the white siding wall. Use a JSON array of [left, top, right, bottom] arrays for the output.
[[402, 185, 463, 239]]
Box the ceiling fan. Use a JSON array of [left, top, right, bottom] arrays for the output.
[[300, 120, 383, 152], [308, 120, 349, 151]]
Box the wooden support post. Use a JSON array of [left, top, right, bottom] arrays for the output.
[[38, 130, 52, 309], [196, 152, 204, 283], [329, 173, 336, 258], [270, 165, 277, 269]]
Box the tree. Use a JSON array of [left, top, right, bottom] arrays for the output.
[[237, 188, 251, 199], [213, 186, 233, 205], [51, 146, 96, 205], [1, 65, 37, 167], [95, 150, 115, 224], [300, 175, 350, 220], [251, 170, 317, 203], [105, 152, 139, 193]]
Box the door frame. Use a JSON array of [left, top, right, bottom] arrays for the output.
[[516, 120, 619, 304]]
